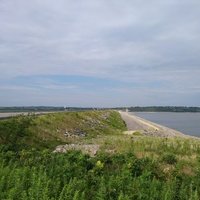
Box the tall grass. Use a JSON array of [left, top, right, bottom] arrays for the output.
[[1, 148, 200, 199], [1, 111, 200, 199]]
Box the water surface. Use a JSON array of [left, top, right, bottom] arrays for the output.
[[131, 112, 200, 137]]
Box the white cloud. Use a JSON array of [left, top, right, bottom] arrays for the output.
[[0, 0, 200, 106]]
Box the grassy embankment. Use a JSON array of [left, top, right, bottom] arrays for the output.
[[1, 111, 200, 199], [0, 110, 126, 150]]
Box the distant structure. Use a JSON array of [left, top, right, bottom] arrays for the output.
[[126, 108, 129, 113]]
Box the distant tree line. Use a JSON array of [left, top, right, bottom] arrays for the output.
[[0, 107, 107, 113], [114, 106, 200, 112], [1, 106, 200, 113], [0, 106, 65, 113]]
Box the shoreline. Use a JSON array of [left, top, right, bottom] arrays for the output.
[[119, 111, 198, 139]]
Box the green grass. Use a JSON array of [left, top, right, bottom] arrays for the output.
[[132, 131, 143, 136], [1, 110, 200, 199], [0, 110, 126, 150], [1, 144, 200, 199]]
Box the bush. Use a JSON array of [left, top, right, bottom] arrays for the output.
[[0, 148, 199, 199], [0, 115, 34, 150], [162, 153, 177, 165]]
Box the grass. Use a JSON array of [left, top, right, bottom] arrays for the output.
[[0, 110, 127, 150], [1, 110, 200, 167], [1, 110, 200, 199], [132, 131, 143, 136]]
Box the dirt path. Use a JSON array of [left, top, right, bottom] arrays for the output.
[[119, 111, 189, 138]]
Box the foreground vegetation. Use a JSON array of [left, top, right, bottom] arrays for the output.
[[1, 111, 200, 199]]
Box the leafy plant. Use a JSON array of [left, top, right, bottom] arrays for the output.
[[162, 153, 177, 165]]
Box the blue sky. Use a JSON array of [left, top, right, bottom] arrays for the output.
[[0, 0, 200, 107]]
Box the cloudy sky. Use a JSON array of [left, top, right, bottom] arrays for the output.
[[0, 0, 200, 107]]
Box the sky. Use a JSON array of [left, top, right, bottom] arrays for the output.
[[0, 0, 200, 107]]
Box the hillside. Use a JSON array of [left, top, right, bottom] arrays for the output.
[[0, 110, 126, 150], [1, 110, 200, 199]]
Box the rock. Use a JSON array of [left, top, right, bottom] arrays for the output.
[[101, 112, 110, 120], [63, 129, 86, 138], [53, 144, 100, 156]]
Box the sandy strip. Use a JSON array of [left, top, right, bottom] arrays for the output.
[[119, 111, 192, 138], [0, 111, 64, 119], [0, 112, 27, 118]]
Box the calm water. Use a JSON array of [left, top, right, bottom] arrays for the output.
[[131, 112, 200, 137]]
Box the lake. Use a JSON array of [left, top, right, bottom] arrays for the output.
[[131, 112, 200, 137]]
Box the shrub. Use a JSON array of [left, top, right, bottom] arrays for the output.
[[162, 153, 177, 165], [132, 131, 143, 136]]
